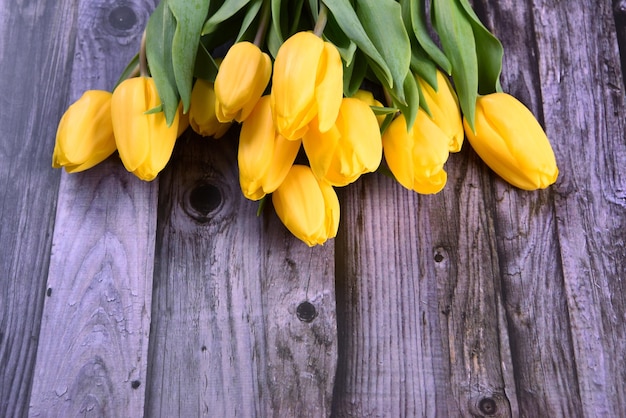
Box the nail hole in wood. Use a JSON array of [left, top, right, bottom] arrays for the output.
[[189, 184, 222, 216], [131, 380, 141, 389], [434, 252, 444, 262], [46, 288, 52, 297], [478, 397, 497, 416], [108, 6, 138, 31], [296, 301, 317, 323]]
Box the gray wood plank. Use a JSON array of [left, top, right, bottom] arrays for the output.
[[145, 133, 337, 417], [28, 0, 158, 416], [476, 0, 585, 416], [0, 2, 75, 416], [332, 168, 513, 417], [532, 0, 626, 415]]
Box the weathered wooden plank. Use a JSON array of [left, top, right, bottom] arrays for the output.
[[332, 164, 515, 417], [145, 133, 337, 417], [473, 1, 585, 416], [532, 0, 626, 415], [428, 154, 518, 418], [28, 0, 158, 416], [0, 1, 75, 416], [331, 175, 453, 417]]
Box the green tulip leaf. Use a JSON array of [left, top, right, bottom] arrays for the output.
[[236, 0, 263, 42], [202, 0, 251, 35], [343, 49, 367, 97], [324, 12, 357, 67], [407, 0, 452, 74], [355, 0, 411, 102], [194, 40, 219, 81], [371, 106, 398, 115], [168, 0, 210, 114], [432, 0, 478, 131], [379, 113, 396, 136], [410, 40, 438, 91], [416, 79, 431, 117], [145, 1, 179, 125], [144, 104, 164, 115], [321, 0, 393, 87], [114, 53, 139, 90], [266, 17, 281, 58], [388, 70, 420, 131], [308, 0, 318, 17], [271, 0, 285, 43], [457, 0, 503, 94], [288, 0, 305, 34]]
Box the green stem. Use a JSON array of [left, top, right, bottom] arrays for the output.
[[313, 3, 328, 37], [253, 0, 271, 47], [139, 30, 148, 77]]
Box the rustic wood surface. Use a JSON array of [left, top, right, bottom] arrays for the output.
[[0, 0, 625, 417]]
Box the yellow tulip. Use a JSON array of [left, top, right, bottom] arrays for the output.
[[417, 71, 464, 152], [272, 165, 340, 246], [111, 77, 179, 181], [464, 92, 558, 190], [52, 90, 117, 173], [352, 89, 386, 126], [382, 110, 450, 194], [189, 79, 231, 138], [303, 98, 382, 187], [214, 41, 272, 123], [271, 32, 343, 140], [52, 90, 115, 173], [238, 96, 301, 200]]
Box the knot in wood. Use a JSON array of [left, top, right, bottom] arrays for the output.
[[296, 301, 317, 322], [108, 5, 138, 31], [478, 397, 497, 416], [185, 183, 223, 222]]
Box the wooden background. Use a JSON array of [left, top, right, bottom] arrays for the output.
[[1, 0, 626, 417]]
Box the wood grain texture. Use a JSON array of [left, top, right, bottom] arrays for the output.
[[474, 1, 585, 416], [29, 161, 158, 417], [332, 172, 488, 417], [0, 1, 75, 416], [533, 0, 626, 415], [145, 132, 337, 417], [28, 0, 158, 416]]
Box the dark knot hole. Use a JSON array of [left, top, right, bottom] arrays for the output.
[[296, 301, 317, 323], [108, 5, 138, 31], [478, 397, 498, 416], [189, 184, 222, 216]]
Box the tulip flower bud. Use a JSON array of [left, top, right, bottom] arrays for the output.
[[382, 110, 450, 194], [303, 98, 382, 187], [272, 165, 340, 247], [189, 79, 231, 138], [111, 77, 179, 181], [464, 92, 558, 190], [214, 42, 272, 123], [417, 71, 464, 152], [353, 89, 386, 126], [271, 32, 343, 140], [52, 90, 117, 173], [238, 96, 301, 200]]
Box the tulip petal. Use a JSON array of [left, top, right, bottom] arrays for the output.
[[382, 115, 415, 189], [466, 92, 558, 190], [272, 165, 326, 246], [112, 77, 151, 172], [215, 42, 272, 122], [238, 96, 278, 199], [315, 42, 343, 133], [271, 32, 324, 139]]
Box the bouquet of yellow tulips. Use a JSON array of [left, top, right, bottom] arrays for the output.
[[52, 0, 559, 246]]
